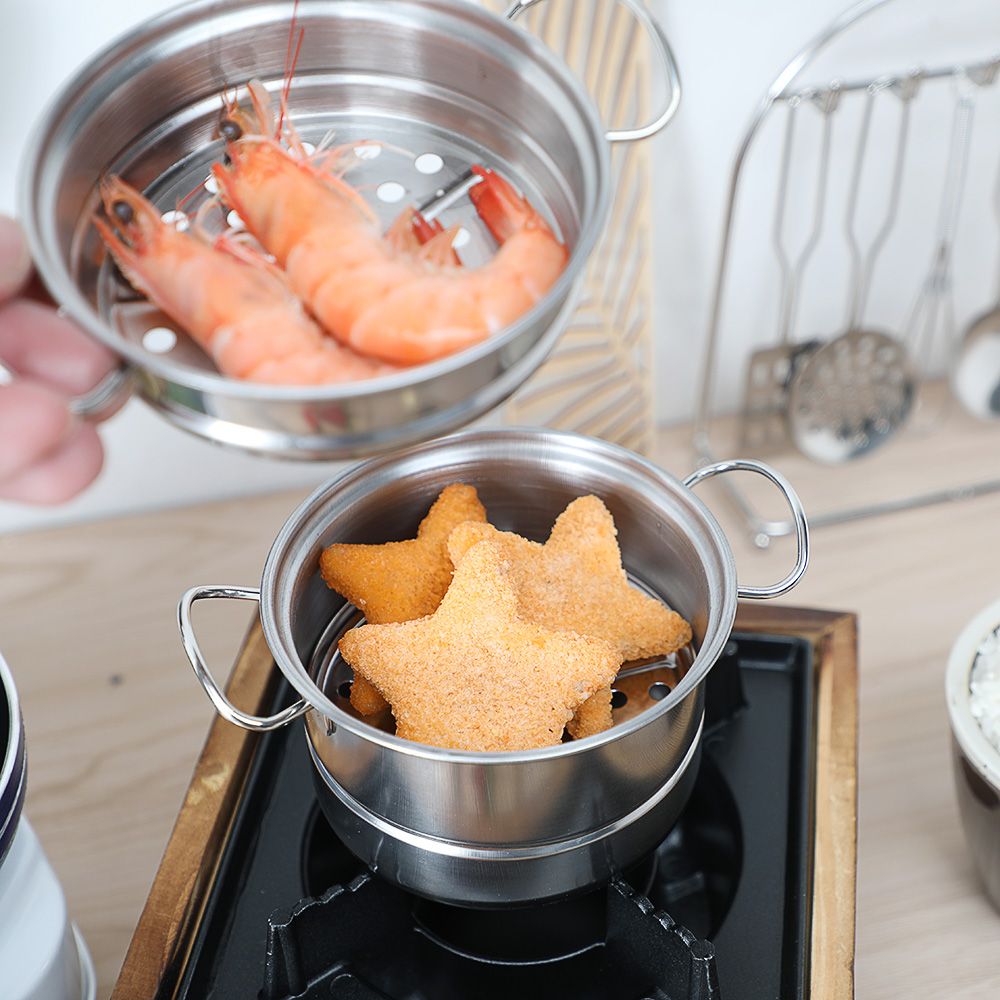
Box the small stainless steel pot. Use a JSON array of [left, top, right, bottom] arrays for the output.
[[179, 429, 808, 906], [19, 0, 680, 460]]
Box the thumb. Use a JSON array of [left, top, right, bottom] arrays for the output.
[[0, 216, 32, 303]]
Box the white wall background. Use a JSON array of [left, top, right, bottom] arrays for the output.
[[3, 0, 1000, 533]]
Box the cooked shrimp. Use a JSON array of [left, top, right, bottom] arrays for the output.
[[212, 88, 569, 366], [93, 177, 394, 385]]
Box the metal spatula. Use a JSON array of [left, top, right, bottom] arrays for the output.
[[740, 87, 838, 454]]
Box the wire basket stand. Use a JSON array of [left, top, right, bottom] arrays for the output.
[[694, 0, 1000, 546]]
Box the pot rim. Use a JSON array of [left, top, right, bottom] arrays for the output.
[[19, 0, 611, 403], [946, 596, 1000, 788], [260, 427, 739, 764]]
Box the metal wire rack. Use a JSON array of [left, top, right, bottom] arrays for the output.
[[693, 0, 1000, 545]]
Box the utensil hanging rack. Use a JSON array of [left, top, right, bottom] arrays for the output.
[[693, 0, 1000, 546]]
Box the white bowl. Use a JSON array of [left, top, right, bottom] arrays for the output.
[[946, 597, 1000, 911]]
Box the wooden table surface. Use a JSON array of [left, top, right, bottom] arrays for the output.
[[1, 423, 998, 999]]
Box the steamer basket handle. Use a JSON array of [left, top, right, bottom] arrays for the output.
[[0, 360, 132, 422], [178, 585, 309, 732], [684, 460, 809, 600], [68, 365, 133, 420], [8, 277, 135, 421], [505, 0, 681, 143]]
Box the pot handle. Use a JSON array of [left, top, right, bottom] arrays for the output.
[[505, 0, 682, 143], [683, 460, 809, 600], [0, 361, 133, 422], [178, 585, 309, 732]]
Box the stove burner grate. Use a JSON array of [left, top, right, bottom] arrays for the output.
[[171, 635, 815, 1000], [263, 873, 718, 1000]]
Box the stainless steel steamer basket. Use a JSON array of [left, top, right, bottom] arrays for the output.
[[19, 0, 680, 459], [179, 430, 808, 906]]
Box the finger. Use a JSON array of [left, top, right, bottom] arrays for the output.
[[0, 422, 104, 505], [0, 299, 117, 399], [0, 216, 32, 303], [0, 381, 76, 482]]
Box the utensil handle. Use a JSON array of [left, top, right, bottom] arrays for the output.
[[177, 585, 309, 732], [6, 274, 135, 420], [505, 0, 681, 143], [684, 460, 809, 600]]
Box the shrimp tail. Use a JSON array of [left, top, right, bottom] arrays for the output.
[[468, 165, 545, 244], [386, 208, 462, 266], [411, 210, 462, 266], [417, 224, 463, 268], [411, 210, 445, 243]]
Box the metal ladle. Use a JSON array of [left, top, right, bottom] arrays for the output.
[[787, 75, 918, 464], [953, 61, 1000, 421]]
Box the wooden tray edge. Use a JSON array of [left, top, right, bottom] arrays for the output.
[[737, 604, 859, 1000], [110, 618, 278, 1000]]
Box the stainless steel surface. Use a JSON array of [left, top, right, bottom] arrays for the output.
[[309, 719, 702, 907], [954, 121, 1000, 421], [66, 366, 133, 421], [505, 0, 682, 144], [788, 330, 915, 463], [695, 0, 1000, 543], [19, 0, 668, 460], [179, 428, 807, 904], [0, 360, 135, 423], [953, 310, 1000, 419], [177, 585, 308, 732]]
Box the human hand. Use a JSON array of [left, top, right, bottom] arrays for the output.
[[0, 215, 119, 504]]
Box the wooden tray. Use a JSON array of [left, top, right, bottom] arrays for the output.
[[111, 606, 857, 1000]]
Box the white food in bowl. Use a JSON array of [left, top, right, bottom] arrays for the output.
[[946, 597, 1000, 785], [947, 599, 1000, 912], [970, 627, 1000, 754]]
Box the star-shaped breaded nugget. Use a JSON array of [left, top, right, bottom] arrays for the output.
[[448, 496, 692, 738], [338, 540, 622, 751], [321, 483, 487, 714]]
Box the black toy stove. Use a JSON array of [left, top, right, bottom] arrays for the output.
[[175, 634, 815, 1000]]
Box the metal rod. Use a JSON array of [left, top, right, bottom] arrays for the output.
[[854, 75, 916, 320], [903, 75, 975, 365], [417, 168, 481, 220], [842, 86, 878, 329], [776, 54, 1000, 101], [783, 88, 839, 345], [695, 438, 1000, 538], [771, 101, 799, 345]]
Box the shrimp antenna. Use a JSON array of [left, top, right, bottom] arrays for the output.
[[277, 0, 303, 141]]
